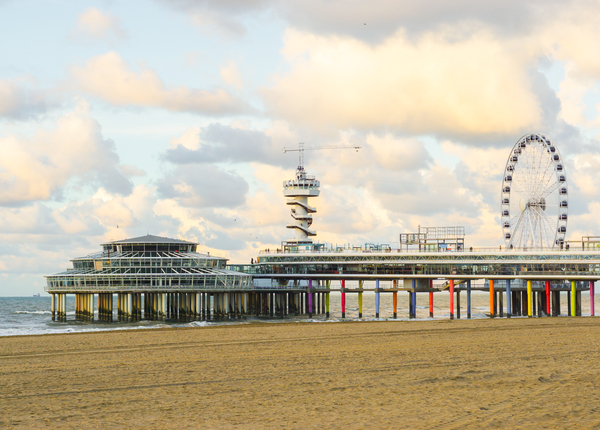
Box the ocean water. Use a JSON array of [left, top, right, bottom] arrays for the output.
[[1, 291, 597, 337]]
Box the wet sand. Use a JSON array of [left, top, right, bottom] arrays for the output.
[[2, 318, 600, 429]]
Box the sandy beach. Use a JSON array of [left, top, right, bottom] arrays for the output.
[[2, 318, 600, 429]]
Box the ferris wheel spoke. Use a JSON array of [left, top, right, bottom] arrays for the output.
[[534, 157, 555, 197], [536, 206, 553, 248], [540, 182, 559, 199]]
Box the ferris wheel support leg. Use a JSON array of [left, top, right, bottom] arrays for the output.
[[527, 280, 533, 317], [591, 281, 595, 317], [571, 280, 577, 317]]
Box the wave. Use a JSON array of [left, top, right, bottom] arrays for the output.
[[14, 311, 52, 315]]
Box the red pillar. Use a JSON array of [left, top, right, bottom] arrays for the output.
[[449, 279, 454, 320]]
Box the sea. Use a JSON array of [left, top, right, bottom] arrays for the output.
[[1, 291, 597, 337]]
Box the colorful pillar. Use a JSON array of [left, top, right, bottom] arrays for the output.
[[545, 280, 551, 316], [466, 279, 472, 319], [392, 279, 398, 319], [411, 279, 416, 319], [375, 279, 380, 318], [489, 279, 495, 318], [571, 280, 576, 317], [358, 280, 363, 318], [308, 279, 313, 318], [449, 279, 454, 320], [506, 279, 511, 318], [341, 279, 346, 319], [325, 280, 330, 318], [527, 280, 533, 317], [429, 279, 434, 318], [591, 281, 595, 317]]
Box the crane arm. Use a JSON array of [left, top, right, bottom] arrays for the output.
[[282, 145, 362, 153]]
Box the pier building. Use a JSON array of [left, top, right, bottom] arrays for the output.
[[45, 235, 252, 321]]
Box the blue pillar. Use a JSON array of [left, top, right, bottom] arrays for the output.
[[506, 279, 512, 318], [467, 280, 472, 319], [375, 279, 380, 318]]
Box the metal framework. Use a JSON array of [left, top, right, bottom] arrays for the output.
[[231, 249, 600, 281], [502, 133, 568, 249], [45, 235, 252, 293]]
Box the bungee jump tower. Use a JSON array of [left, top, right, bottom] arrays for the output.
[[283, 164, 320, 247]]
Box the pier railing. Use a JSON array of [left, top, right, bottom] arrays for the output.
[[258, 246, 596, 255]]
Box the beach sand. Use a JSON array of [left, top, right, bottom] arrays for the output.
[[1, 318, 600, 429]]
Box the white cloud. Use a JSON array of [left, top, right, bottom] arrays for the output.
[[262, 28, 542, 138], [70, 7, 126, 41], [220, 60, 243, 89], [0, 100, 132, 205], [71, 52, 249, 114], [0, 78, 50, 119]]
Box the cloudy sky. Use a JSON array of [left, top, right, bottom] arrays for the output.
[[2, 0, 600, 295]]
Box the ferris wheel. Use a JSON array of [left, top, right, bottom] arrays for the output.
[[501, 133, 568, 249]]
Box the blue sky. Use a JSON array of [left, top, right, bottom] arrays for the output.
[[2, 0, 600, 295]]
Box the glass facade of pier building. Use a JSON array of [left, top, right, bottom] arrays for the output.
[[45, 235, 252, 293]]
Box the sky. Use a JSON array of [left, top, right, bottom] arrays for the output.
[[3, 0, 600, 295]]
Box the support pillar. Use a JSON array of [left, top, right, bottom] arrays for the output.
[[308, 279, 313, 318], [375, 279, 380, 318], [392, 280, 397, 319], [591, 281, 595, 317], [456, 290, 461, 319], [449, 279, 454, 320], [467, 279, 472, 319], [341, 279, 346, 319], [499, 290, 504, 317], [546, 281, 551, 316], [429, 279, 434, 318], [506, 279, 511, 317], [527, 280, 533, 317], [489, 279, 495, 318], [571, 280, 577, 317], [358, 280, 363, 318], [410, 279, 416, 319]]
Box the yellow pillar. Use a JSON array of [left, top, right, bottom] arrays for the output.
[[571, 280, 577, 317], [527, 280, 533, 317]]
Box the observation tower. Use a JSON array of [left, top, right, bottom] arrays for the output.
[[281, 143, 361, 249], [283, 165, 320, 245]]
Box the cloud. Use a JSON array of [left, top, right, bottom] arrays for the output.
[[0, 79, 51, 119], [72, 52, 249, 114], [220, 60, 243, 89], [156, 164, 248, 209], [160, 0, 569, 43], [70, 7, 127, 41], [0, 100, 132, 206], [261, 28, 542, 140], [164, 123, 295, 167]]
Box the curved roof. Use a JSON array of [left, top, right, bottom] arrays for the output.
[[103, 234, 198, 245]]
